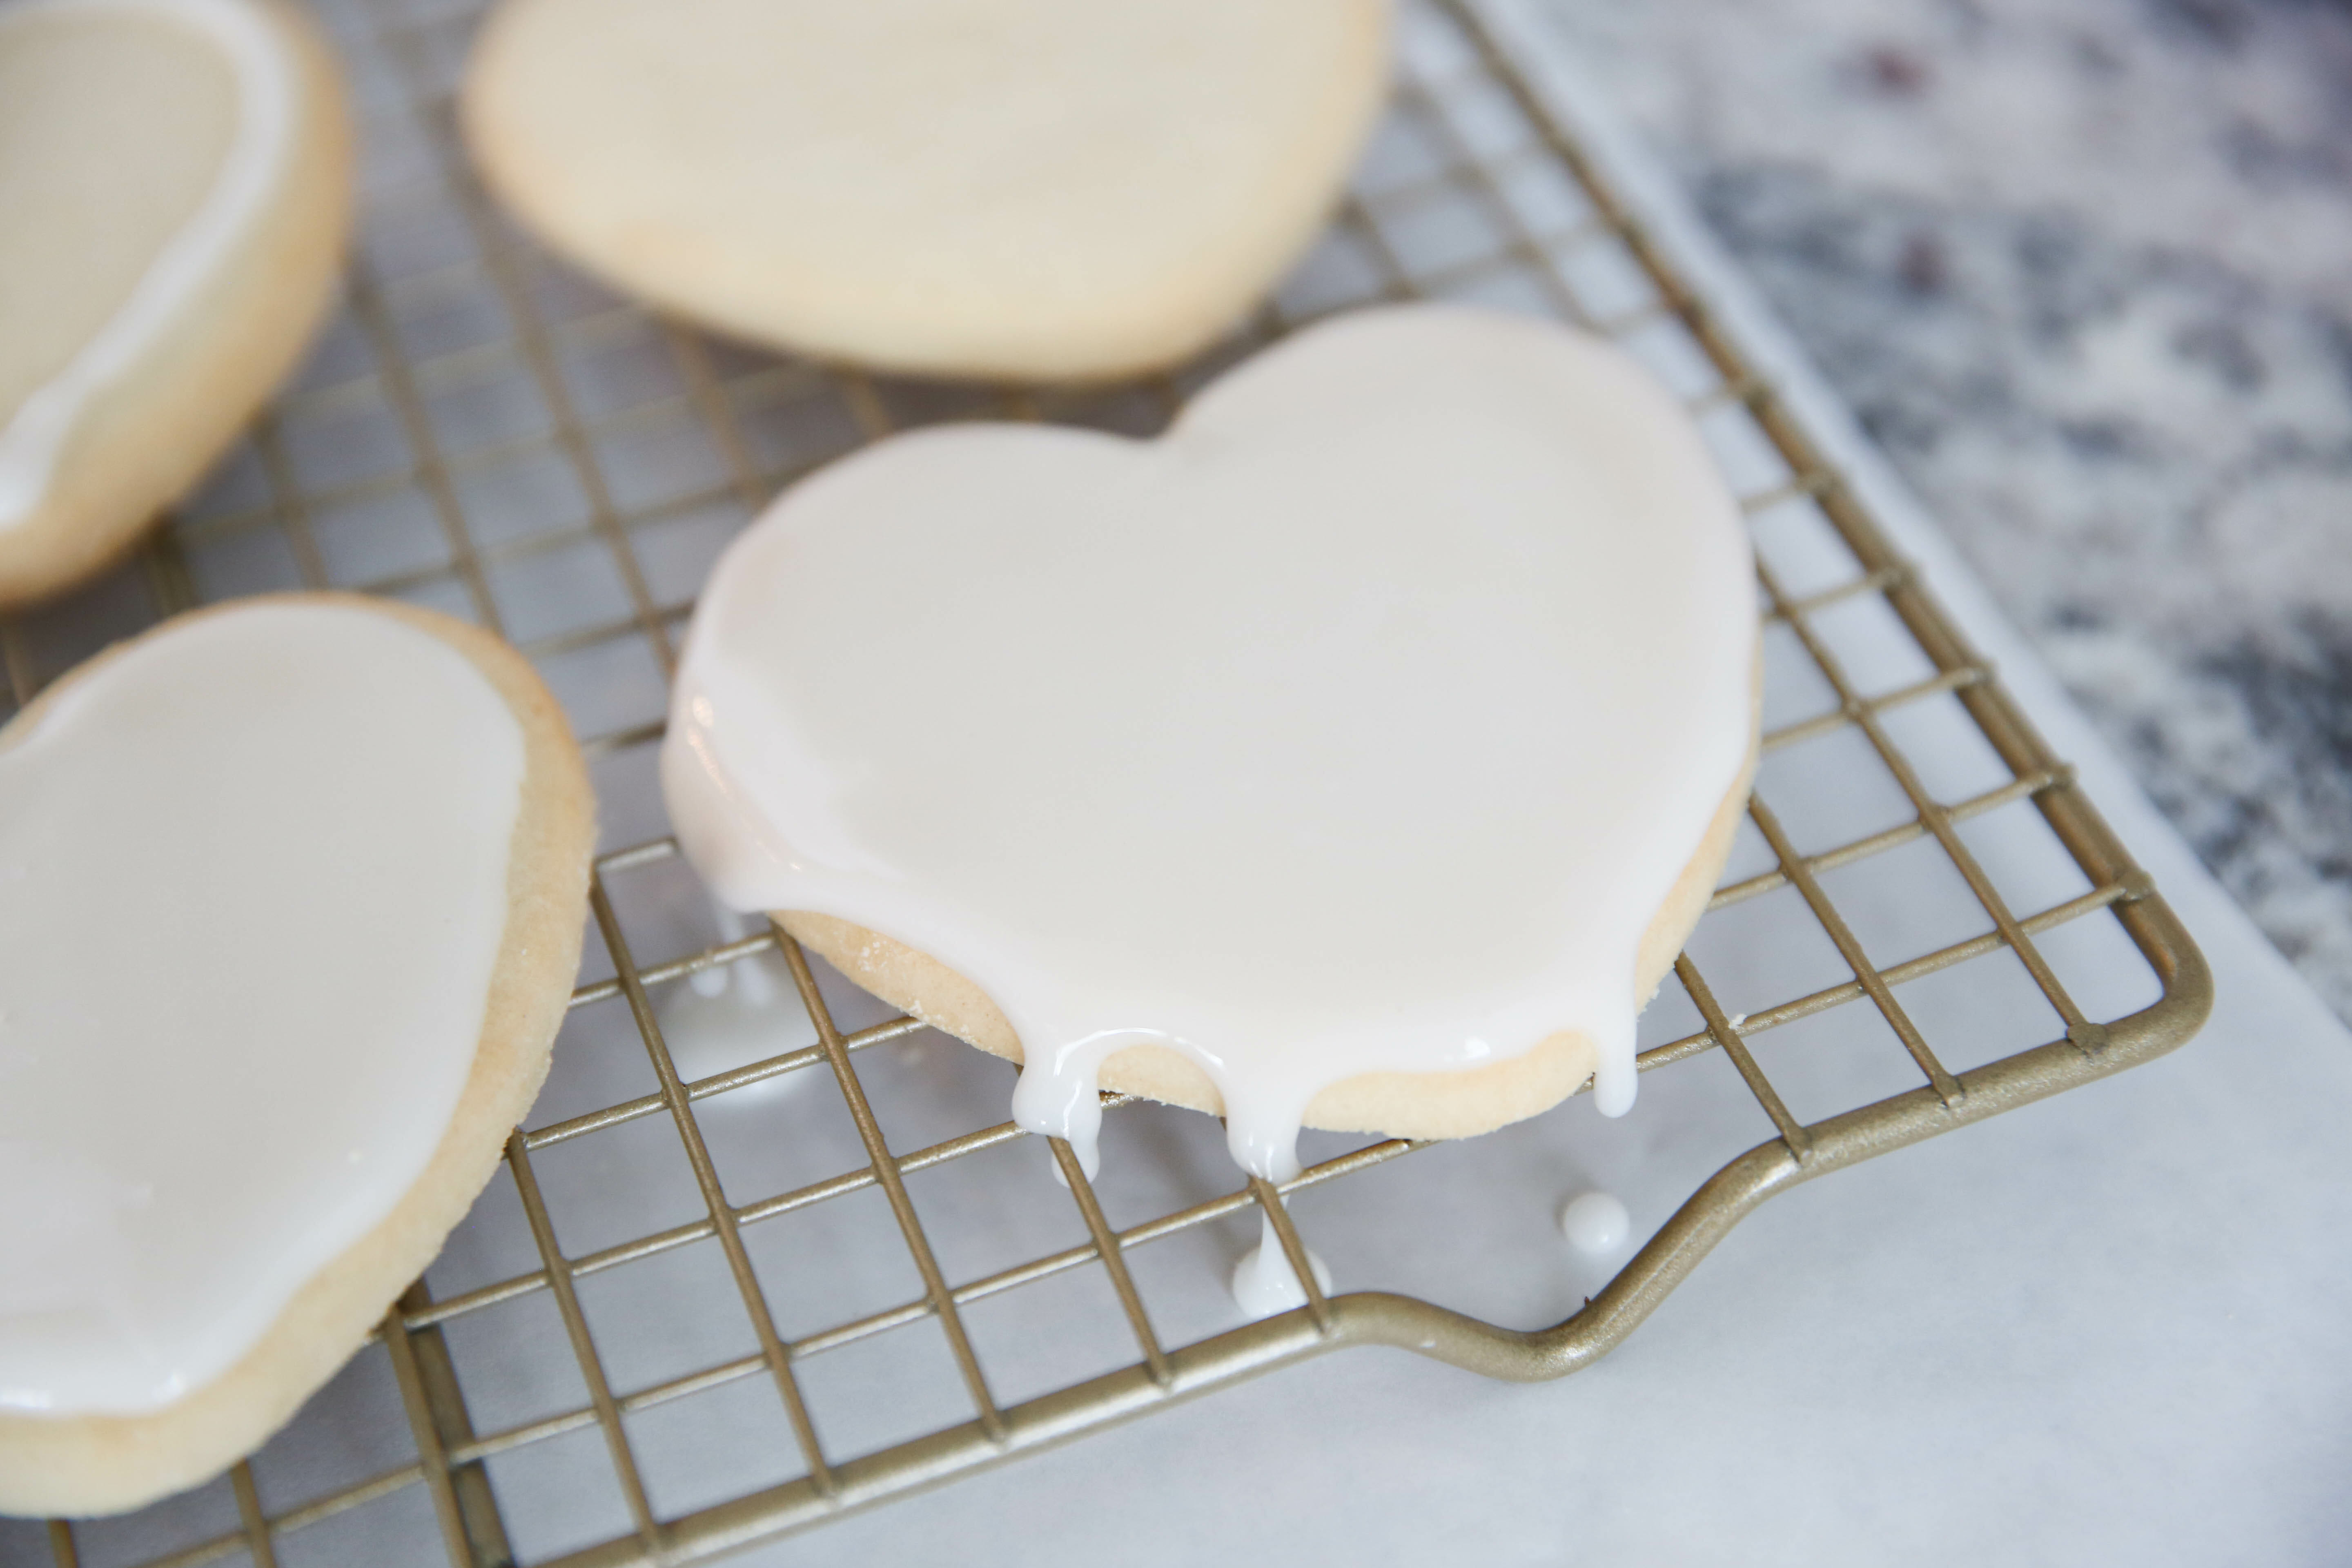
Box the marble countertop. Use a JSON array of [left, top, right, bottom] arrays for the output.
[[1532, 0, 2352, 1019]]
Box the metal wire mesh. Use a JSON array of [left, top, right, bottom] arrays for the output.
[[0, 0, 2208, 1564]]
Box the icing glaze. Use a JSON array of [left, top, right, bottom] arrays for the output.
[[1560, 1190, 1631, 1256], [663, 304, 1757, 1182], [0, 603, 524, 1415], [1229, 1214, 1334, 1321], [0, 0, 297, 529], [655, 903, 810, 1091]]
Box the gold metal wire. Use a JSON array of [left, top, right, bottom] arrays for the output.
[[3, 0, 2211, 1563]]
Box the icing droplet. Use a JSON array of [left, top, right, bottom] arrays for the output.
[[1559, 1190, 1631, 1256], [654, 960, 808, 1087], [655, 906, 808, 1091], [1229, 1213, 1332, 1321]]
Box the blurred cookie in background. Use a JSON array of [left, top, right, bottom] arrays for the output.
[[0, 0, 352, 607], [462, 0, 1390, 382]]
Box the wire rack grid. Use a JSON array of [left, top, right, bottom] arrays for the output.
[[0, 0, 2211, 1564]]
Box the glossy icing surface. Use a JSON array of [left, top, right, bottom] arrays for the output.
[[0, 603, 524, 1415], [664, 305, 1756, 1181], [0, 0, 296, 529]]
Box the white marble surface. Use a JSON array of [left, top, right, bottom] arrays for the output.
[[1532, 0, 2352, 1016]]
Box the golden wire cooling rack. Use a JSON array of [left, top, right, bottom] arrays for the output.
[[1, 0, 2211, 1563]]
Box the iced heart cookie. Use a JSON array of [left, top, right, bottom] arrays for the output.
[[460, 0, 1389, 382], [662, 304, 1760, 1183], [0, 595, 593, 1516], [0, 0, 352, 607]]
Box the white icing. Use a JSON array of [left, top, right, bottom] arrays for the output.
[[655, 902, 810, 1091], [663, 305, 1756, 1183], [0, 604, 524, 1415], [0, 0, 298, 530], [1229, 1214, 1333, 1321], [1560, 1190, 1631, 1256]]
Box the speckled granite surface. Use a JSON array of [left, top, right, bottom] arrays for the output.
[[1532, 0, 2352, 1016]]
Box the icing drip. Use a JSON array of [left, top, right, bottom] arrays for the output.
[[0, 604, 523, 1414], [655, 903, 809, 1091], [0, 0, 297, 529], [1229, 1214, 1333, 1321], [663, 305, 1756, 1182]]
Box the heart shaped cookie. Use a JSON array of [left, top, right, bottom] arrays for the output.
[[0, 0, 352, 606], [663, 304, 1759, 1183], [460, 0, 1389, 381], [0, 595, 593, 1516]]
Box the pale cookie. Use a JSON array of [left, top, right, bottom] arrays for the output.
[[461, 0, 1390, 382], [0, 0, 352, 607], [0, 594, 594, 1517], [662, 304, 1762, 1183]]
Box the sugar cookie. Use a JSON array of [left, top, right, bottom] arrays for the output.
[[0, 0, 351, 607], [663, 304, 1759, 1183], [0, 595, 594, 1516], [461, 0, 1390, 381]]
